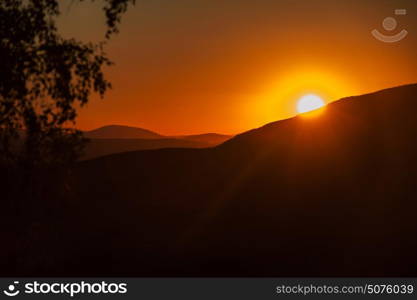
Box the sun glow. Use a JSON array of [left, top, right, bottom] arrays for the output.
[[297, 94, 325, 114], [244, 68, 358, 128]]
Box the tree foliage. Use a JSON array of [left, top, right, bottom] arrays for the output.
[[0, 0, 135, 167]]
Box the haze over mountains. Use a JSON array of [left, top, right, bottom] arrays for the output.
[[83, 125, 232, 159], [2, 84, 417, 277]]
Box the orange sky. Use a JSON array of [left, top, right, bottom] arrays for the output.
[[59, 0, 417, 135]]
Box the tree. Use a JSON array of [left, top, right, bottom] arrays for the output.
[[0, 0, 135, 167]]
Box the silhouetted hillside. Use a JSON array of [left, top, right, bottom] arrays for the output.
[[176, 133, 232, 146], [82, 138, 212, 160], [85, 125, 232, 144], [2, 84, 417, 277], [85, 125, 163, 139], [83, 126, 232, 159]]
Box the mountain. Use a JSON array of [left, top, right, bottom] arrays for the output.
[[82, 126, 232, 159], [82, 138, 213, 160], [84, 125, 232, 144], [3, 84, 417, 277], [176, 133, 232, 146], [84, 125, 163, 139]]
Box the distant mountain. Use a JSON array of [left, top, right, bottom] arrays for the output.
[[83, 125, 232, 159], [82, 138, 212, 160], [4, 84, 417, 277], [176, 133, 232, 146], [84, 125, 232, 144], [84, 125, 163, 139]]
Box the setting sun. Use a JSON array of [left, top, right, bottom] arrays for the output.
[[296, 94, 326, 114]]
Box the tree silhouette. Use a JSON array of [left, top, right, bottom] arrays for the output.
[[0, 0, 135, 168]]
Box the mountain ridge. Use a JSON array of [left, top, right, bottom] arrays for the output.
[[83, 125, 232, 159], [5, 83, 417, 277], [84, 125, 163, 139]]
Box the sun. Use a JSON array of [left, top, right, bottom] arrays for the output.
[[296, 94, 326, 114]]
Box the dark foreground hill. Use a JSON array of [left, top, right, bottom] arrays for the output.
[[1, 84, 417, 277]]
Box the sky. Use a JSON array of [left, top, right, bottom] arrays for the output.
[[59, 0, 417, 135]]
